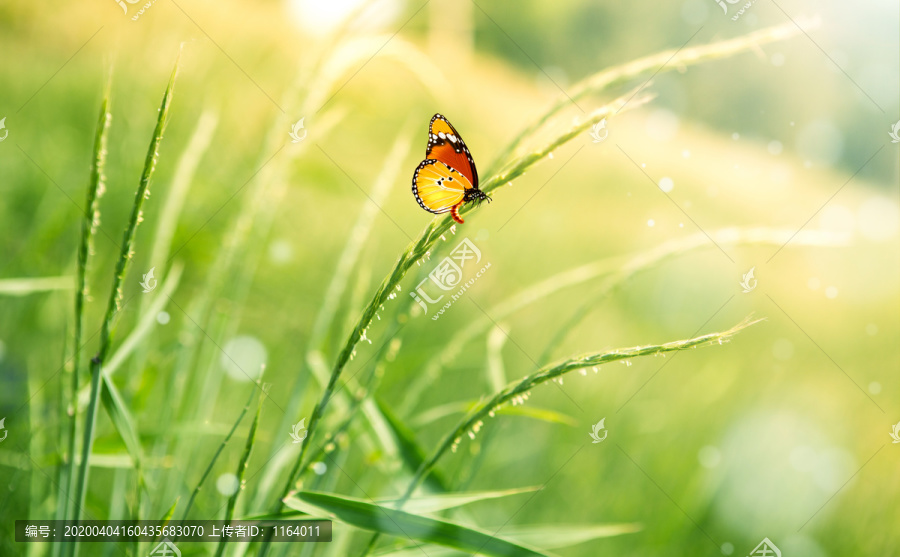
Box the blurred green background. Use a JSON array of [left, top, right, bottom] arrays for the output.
[[1, 0, 898, 556]]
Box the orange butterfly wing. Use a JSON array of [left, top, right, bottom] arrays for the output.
[[426, 114, 479, 189], [412, 159, 473, 214]]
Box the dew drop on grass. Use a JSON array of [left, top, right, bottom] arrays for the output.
[[395, 285, 401, 291], [579, 369, 587, 376], [468, 431, 475, 440], [488, 410, 495, 417], [548, 152, 554, 159], [592, 366, 598, 373]]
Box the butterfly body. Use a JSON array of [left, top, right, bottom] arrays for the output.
[[412, 114, 489, 224]]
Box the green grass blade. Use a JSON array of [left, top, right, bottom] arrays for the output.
[[412, 401, 578, 429], [488, 18, 813, 174], [95, 52, 180, 364], [99, 374, 142, 470], [61, 78, 111, 537], [151, 498, 180, 546], [180, 386, 257, 522], [273, 129, 413, 507], [68, 53, 181, 557], [373, 523, 641, 556], [0, 276, 74, 296], [377, 487, 540, 515], [213, 385, 265, 557], [398, 318, 762, 505], [375, 398, 447, 493], [74, 263, 184, 411], [500, 524, 642, 549], [283, 491, 551, 557], [402, 226, 848, 414], [145, 110, 218, 274]]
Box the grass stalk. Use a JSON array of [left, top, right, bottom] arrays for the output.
[[68, 52, 180, 557], [275, 88, 650, 514], [402, 318, 761, 502], [179, 386, 257, 523], [488, 17, 816, 173], [359, 319, 760, 555], [213, 385, 265, 557], [62, 73, 111, 527], [401, 226, 849, 413]]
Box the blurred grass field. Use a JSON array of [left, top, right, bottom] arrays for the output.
[[1, 1, 899, 556]]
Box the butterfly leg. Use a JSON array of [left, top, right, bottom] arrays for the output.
[[450, 202, 464, 224]]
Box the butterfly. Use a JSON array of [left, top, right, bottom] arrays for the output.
[[412, 113, 489, 224]]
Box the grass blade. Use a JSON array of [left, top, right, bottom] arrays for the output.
[[376, 398, 447, 493], [276, 89, 646, 518], [213, 384, 265, 557], [500, 524, 642, 549], [75, 262, 184, 410], [402, 226, 848, 413], [273, 130, 413, 507], [283, 491, 551, 557], [411, 402, 577, 429], [398, 318, 762, 505], [180, 386, 257, 522], [69, 52, 181, 557], [61, 77, 111, 536], [489, 18, 815, 173], [99, 374, 142, 471], [377, 487, 540, 515], [0, 276, 74, 296]]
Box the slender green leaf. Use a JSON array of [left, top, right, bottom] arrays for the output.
[[70, 52, 181, 557], [214, 385, 264, 557], [99, 375, 142, 469], [372, 524, 641, 556], [376, 398, 447, 492], [283, 491, 550, 557], [0, 276, 73, 296], [413, 402, 577, 428], [377, 487, 540, 514], [180, 386, 257, 521], [501, 524, 642, 549]]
